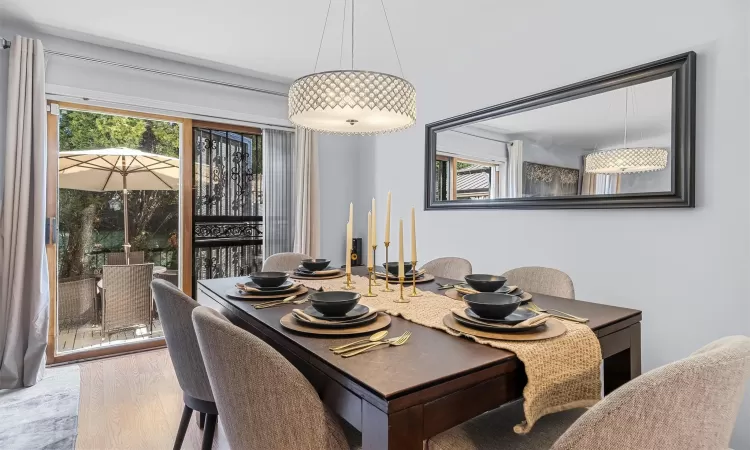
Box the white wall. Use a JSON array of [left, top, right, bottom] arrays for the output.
[[372, 1, 750, 447], [437, 129, 507, 163]]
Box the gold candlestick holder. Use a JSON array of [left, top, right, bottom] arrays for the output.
[[371, 244, 381, 285], [363, 267, 377, 297], [394, 276, 410, 303], [382, 242, 393, 292], [342, 272, 355, 290], [409, 260, 421, 297]]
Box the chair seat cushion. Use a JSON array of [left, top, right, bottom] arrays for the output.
[[428, 401, 585, 450]]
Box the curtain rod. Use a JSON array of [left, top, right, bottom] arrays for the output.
[[0, 36, 288, 98]]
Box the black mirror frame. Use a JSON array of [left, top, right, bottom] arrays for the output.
[[424, 52, 696, 210]]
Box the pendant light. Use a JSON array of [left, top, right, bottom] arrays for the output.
[[585, 87, 668, 174], [288, 0, 417, 134]]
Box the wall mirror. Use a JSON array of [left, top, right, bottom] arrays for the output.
[[424, 53, 695, 210]]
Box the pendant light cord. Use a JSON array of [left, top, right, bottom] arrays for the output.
[[339, 0, 347, 68], [351, 0, 355, 69], [623, 87, 628, 148], [380, 0, 405, 77], [313, 0, 333, 72]]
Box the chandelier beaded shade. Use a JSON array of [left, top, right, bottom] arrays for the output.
[[584, 147, 668, 174], [289, 0, 416, 135], [289, 70, 416, 134]]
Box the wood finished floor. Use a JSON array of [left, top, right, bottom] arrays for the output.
[[76, 349, 229, 450]]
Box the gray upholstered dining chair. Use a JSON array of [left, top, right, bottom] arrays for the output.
[[152, 280, 217, 450], [192, 306, 361, 450], [428, 335, 750, 450], [502, 266, 575, 299], [262, 252, 311, 272], [105, 250, 145, 265], [421, 257, 473, 280]]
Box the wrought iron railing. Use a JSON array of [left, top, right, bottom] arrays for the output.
[[192, 127, 264, 294], [84, 247, 178, 274]]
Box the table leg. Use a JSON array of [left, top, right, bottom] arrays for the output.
[[362, 402, 423, 450], [603, 322, 641, 395]]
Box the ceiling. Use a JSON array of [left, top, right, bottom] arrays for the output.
[[463, 77, 673, 151], [0, 0, 413, 82]]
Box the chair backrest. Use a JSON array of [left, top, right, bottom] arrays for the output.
[[502, 266, 575, 299], [105, 251, 145, 265], [101, 263, 153, 333], [421, 257, 473, 280], [151, 279, 213, 402], [192, 306, 350, 450], [552, 335, 750, 450], [153, 270, 179, 286], [262, 252, 310, 272]]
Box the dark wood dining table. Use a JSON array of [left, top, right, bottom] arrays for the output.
[[196, 267, 642, 450]]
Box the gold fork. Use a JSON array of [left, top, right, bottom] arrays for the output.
[[340, 331, 412, 358], [254, 295, 307, 309], [527, 302, 588, 323]]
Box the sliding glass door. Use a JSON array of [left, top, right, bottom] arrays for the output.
[[46, 102, 189, 361]]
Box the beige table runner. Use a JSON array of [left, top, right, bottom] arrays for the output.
[[303, 275, 601, 433]]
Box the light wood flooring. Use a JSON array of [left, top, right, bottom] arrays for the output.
[[58, 320, 164, 353], [76, 349, 229, 450]]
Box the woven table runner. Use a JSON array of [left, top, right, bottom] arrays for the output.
[[303, 275, 602, 434]]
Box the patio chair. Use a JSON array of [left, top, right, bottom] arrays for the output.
[[105, 251, 145, 265], [101, 263, 154, 335], [154, 269, 179, 286], [58, 276, 98, 328]]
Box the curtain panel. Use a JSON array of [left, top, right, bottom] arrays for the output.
[[506, 140, 523, 198], [262, 129, 295, 259], [0, 35, 50, 388], [292, 128, 320, 257]]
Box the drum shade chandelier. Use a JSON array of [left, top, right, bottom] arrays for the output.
[[585, 86, 668, 174], [289, 0, 416, 135]]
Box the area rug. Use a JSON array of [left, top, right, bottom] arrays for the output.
[[0, 365, 81, 450]]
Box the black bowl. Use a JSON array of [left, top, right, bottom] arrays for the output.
[[309, 291, 361, 317], [464, 274, 508, 292], [383, 261, 414, 277], [249, 271, 289, 288], [301, 258, 331, 271], [463, 293, 521, 320]]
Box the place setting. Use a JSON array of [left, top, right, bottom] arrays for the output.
[[290, 258, 346, 280], [279, 290, 392, 338], [226, 271, 308, 301], [442, 290, 567, 341], [375, 261, 435, 284], [443, 274, 533, 303]]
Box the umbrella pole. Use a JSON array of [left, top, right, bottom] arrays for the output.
[[122, 168, 130, 265]]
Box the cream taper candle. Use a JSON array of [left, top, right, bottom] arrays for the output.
[[367, 212, 373, 268], [345, 221, 352, 275], [411, 207, 417, 263], [398, 219, 405, 278], [371, 198, 377, 245], [384, 191, 392, 243]]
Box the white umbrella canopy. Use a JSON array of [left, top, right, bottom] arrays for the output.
[[58, 147, 179, 191], [59, 147, 180, 263]]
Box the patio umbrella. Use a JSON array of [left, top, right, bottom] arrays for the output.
[[58, 147, 180, 264]]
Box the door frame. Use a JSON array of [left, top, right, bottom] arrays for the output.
[[46, 101, 192, 363]]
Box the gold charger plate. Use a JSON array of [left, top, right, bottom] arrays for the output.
[[226, 285, 308, 300], [374, 272, 435, 284], [442, 314, 566, 341], [280, 312, 391, 336], [445, 288, 532, 303], [290, 271, 346, 281]]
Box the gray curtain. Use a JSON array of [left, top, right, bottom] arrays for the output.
[[262, 129, 295, 258], [293, 128, 320, 258], [506, 140, 523, 198], [0, 36, 49, 388]]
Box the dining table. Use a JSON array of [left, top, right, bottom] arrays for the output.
[[196, 266, 642, 450]]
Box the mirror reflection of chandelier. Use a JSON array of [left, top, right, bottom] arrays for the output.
[[288, 0, 417, 135], [584, 86, 668, 174]]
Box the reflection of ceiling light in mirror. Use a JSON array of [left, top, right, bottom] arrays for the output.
[[584, 147, 668, 174]]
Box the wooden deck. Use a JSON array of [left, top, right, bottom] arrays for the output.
[[57, 319, 164, 353]]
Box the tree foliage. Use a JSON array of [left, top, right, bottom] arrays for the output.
[[58, 110, 180, 277]]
